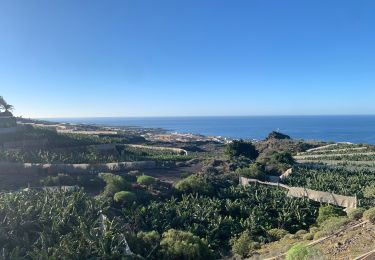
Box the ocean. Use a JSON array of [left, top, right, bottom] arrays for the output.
[[47, 115, 375, 144]]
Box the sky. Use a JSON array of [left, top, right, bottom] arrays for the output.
[[1, 0, 375, 118]]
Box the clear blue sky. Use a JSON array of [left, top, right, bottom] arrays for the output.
[[1, 0, 375, 118]]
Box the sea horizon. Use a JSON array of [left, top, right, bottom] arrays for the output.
[[39, 115, 375, 145]]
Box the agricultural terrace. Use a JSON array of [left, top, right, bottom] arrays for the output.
[[287, 143, 375, 208], [3, 124, 375, 259], [0, 125, 195, 164]]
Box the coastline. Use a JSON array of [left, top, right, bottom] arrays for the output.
[[19, 117, 232, 144]]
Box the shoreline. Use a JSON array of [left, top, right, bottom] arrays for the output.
[[18, 117, 232, 144]]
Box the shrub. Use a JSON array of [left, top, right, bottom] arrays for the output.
[[230, 231, 260, 258], [363, 185, 375, 198], [99, 173, 130, 197], [293, 230, 308, 239], [286, 243, 323, 260], [225, 140, 259, 160], [316, 205, 346, 225], [314, 217, 349, 239], [267, 228, 289, 241], [128, 231, 161, 257], [175, 174, 214, 195], [270, 152, 295, 165], [113, 191, 136, 205], [363, 207, 375, 224], [236, 163, 266, 180], [302, 233, 314, 240], [347, 208, 365, 220], [137, 175, 156, 186], [295, 230, 308, 236], [309, 227, 319, 234], [160, 229, 214, 260]]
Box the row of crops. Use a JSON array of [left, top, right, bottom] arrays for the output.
[[295, 153, 375, 162], [297, 146, 371, 156], [283, 165, 375, 207], [0, 182, 319, 259], [0, 146, 192, 164]]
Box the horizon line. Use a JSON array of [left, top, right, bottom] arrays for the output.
[[29, 114, 375, 119]]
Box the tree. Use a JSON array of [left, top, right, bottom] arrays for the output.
[[225, 140, 259, 160], [160, 229, 214, 260], [0, 96, 13, 115]]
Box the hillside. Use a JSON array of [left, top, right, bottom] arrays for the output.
[[1, 123, 375, 259]]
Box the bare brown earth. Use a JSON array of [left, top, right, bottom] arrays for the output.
[[313, 221, 375, 260], [253, 220, 375, 260]]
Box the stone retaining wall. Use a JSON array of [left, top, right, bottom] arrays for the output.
[[239, 176, 357, 209]]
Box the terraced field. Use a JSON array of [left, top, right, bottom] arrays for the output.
[[289, 143, 375, 208]]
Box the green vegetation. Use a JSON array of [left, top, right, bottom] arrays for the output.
[[0, 190, 133, 259], [316, 205, 346, 225], [363, 207, 375, 224], [137, 175, 157, 186], [159, 229, 214, 260], [100, 173, 131, 197], [230, 231, 260, 258], [267, 228, 289, 241], [114, 191, 137, 205], [0, 145, 191, 164], [174, 174, 214, 195], [347, 208, 365, 220], [286, 243, 323, 260], [283, 166, 375, 207], [4, 123, 375, 258], [235, 162, 266, 180], [225, 140, 259, 160], [0, 96, 14, 116], [314, 216, 350, 239]]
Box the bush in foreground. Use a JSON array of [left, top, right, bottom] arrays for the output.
[[347, 208, 365, 220], [0, 189, 132, 259], [160, 229, 214, 260], [316, 205, 346, 225], [363, 207, 375, 224], [286, 243, 324, 260], [267, 228, 289, 241], [314, 217, 349, 239], [127, 230, 161, 258], [230, 231, 260, 258]]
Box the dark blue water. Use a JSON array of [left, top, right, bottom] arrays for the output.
[[45, 116, 375, 144]]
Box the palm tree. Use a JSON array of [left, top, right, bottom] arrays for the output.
[[0, 96, 14, 116], [3, 104, 13, 112], [0, 96, 6, 112]]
